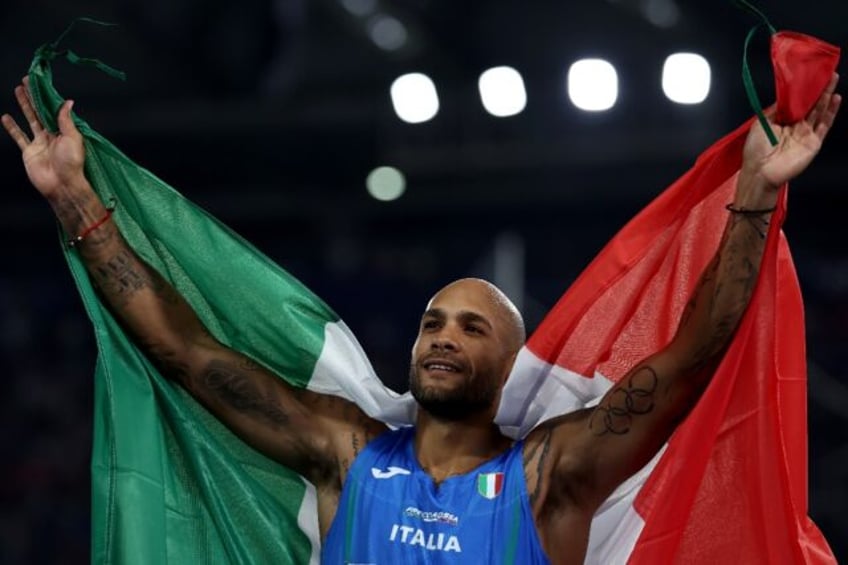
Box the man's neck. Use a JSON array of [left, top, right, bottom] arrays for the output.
[[413, 410, 512, 485]]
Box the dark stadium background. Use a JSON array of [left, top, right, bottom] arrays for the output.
[[1, 1, 845, 562]]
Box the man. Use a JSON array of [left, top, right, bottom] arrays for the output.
[[2, 72, 840, 563]]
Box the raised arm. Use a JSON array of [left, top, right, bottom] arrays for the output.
[[526, 74, 841, 514], [2, 79, 386, 489]]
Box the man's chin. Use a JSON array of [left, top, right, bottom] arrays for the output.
[[409, 367, 497, 420], [411, 387, 492, 421]]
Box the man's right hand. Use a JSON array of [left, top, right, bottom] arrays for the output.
[[2, 77, 88, 202]]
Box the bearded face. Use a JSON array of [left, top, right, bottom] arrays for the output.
[[409, 280, 524, 422], [409, 360, 501, 421]]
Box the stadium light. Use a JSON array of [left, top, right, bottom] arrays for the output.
[[567, 59, 618, 112], [478, 66, 527, 117], [390, 73, 440, 123], [368, 14, 408, 51], [366, 166, 406, 201], [662, 53, 711, 104]]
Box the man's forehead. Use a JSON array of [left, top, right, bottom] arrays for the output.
[[422, 306, 493, 324], [425, 281, 510, 324], [422, 278, 526, 350], [426, 280, 497, 310]]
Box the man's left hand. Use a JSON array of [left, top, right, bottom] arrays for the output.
[[743, 72, 841, 189]]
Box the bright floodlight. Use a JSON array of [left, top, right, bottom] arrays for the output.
[[662, 53, 711, 104], [390, 73, 440, 123], [567, 59, 618, 112], [366, 166, 406, 201], [478, 66, 527, 117]]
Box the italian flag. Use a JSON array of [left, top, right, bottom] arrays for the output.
[[27, 27, 837, 565], [29, 42, 416, 565], [477, 472, 505, 500], [496, 31, 839, 564]]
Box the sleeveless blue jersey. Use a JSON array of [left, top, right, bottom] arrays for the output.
[[322, 426, 551, 564]]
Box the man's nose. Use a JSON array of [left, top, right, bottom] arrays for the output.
[[430, 327, 459, 351]]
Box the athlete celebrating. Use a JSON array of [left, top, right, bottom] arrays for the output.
[[2, 72, 840, 563]]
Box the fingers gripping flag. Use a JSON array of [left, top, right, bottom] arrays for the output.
[[28, 25, 837, 565]]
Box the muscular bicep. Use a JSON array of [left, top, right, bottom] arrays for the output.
[[176, 344, 386, 486], [568, 347, 708, 507], [78, 229, 388, 485]]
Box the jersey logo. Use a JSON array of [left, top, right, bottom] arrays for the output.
[[404, 506, 459, 526], [389, 524, 462, 552], [477, 472, 504, 499], [371, 466, 411, 479]]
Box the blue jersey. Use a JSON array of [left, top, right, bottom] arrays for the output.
[[322, 427, 551, 564]]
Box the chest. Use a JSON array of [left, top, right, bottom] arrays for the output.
[[363, 462, 515, 530], [321, 430, 551, 564], [338, 467, 526, 561]]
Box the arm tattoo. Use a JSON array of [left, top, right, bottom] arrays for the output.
[[201, 359, 290, 427], [92, 250, 151, 306], [677, 211, 768, 374], [53, 193, 96, 235], [344, 400, 381, 454], [525, 428, 553, 507], [351, 432, 361, 457], [589, 366, 658, 436], [91, 247, 181, 308]]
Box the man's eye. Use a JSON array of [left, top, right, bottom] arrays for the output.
[[422, 320, 439, 329], [466, 325, 483, 334]]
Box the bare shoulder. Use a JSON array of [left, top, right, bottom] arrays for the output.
[[522, 408, 593, 514], [294, 388, 389, 480]]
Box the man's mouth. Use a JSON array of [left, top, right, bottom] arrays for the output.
[[422, 359, 463, 373]]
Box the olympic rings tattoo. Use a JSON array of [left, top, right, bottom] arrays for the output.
[[589, 366, 659, 436]]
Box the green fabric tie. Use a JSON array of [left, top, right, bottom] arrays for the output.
[[36, 17, 126, 80], [734, 0, 779, 146]]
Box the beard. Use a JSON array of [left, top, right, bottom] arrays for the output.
[[409, 364, 499, 421]]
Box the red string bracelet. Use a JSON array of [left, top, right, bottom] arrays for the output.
[[67, 202, 116, 248]]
